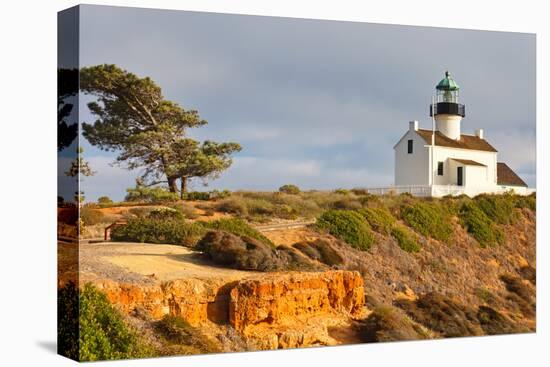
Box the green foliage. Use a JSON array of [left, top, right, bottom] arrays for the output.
[[80, 64, 241, 197], [316, 210, 375, 251], [97, 196, 113, 204], [278, 184, 301, 195], [209, 189, 231, 200], [147, 207, 184, 221], [391, 225, 421, 253], [58, 282, 79, 360], [401, 202, 453, 242], [200, 218, 274, 246], [172, 203, 200, 219], [111, 217, 207, 247], [155, 315, 220, 354], [474, 194, 518, 225], [357, 207, 396, 235], [78, 283, 154, 361], [184, 191, 210, 201], [459, 201, 504, 248], [514, 193, 536, 211], [125, 185, 179, 203], [80, 207, 107, 226]]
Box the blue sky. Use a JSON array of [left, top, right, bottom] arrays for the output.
[[76, 5, 536, 201]]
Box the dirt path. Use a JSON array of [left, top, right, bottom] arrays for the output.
[[68, 242, 259, 285]]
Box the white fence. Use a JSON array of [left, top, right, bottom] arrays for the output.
[[366, 185, 535, 198]]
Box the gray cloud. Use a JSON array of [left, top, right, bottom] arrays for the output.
[[78, 5, 536, 201]]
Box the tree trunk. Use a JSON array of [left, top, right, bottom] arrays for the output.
[[167, 177, 178, 193], [180, 177, 188, 199]]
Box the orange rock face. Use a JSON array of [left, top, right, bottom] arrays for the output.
[[88, 270, 364, 349], [229, 270, 364, 333]]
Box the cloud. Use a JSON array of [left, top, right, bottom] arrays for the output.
[[76, 5, 536, 197]]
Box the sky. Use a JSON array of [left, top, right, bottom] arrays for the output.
[[75, 5, 536, 201]]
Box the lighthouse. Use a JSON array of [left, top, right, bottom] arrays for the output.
[[429, 71, 465, 140], [392, 71, 530, 197]]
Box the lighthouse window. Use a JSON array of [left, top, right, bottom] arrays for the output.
[[438, 161, 444, 176], [407, 139, 413, 154]]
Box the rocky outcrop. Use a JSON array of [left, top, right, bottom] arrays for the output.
[[88, 270, 364, 349], [229, 270, 364, 333]]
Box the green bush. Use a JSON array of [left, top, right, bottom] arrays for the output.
[[459, 201, 504, 247], [474, 194, 518, 225], [200, 218, 274, 246], [316, 210, 375, 251], [111, 218, 207, 247], [80, 207, 107, 226], [172, 203, 200, 219], [279, 184, 300, 195], [401, 202, 453, 242], [78, 283, 153, 361], [391, 225, 421, 253], [357, 207, 396, 235], [184, 191, 211, 201], [125, 185, 179, 203], [58, 282, 79, 360], [215, 197, 249, 216], [209, 189, 231, 199], [97, 196, 113, 204], [514, 193, 536, 211], [148, 207, 184, 221], [155, 315, 220, 354]]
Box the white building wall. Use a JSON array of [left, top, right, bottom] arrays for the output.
[[431, 146, 498, 188], [394, 129, 430, 186]]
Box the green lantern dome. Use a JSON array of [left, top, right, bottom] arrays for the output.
[[436, 71, 460, 91]]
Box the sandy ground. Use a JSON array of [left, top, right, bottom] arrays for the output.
[[262, 227, 320, 246], [61, 242, 258, 285]]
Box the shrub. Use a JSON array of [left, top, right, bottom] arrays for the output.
[[209, 189, 231, 199], [400, 202, 453, 242], [278, 184, 300, 195], [148, 207, 184, 221], [391, 225, 421, 253], [332, 198, 363, 210], [395, 292, 483, 337], [58, 282, 79, 360], [459, 201, 504, 247], [474, 194, 518, 225], [357, 207, 395, 235], [316, 210, 375, 251], [334, 188, 351, 195], [196, 231, 315, 271], [125, 185, 179, 203], [293, 239, 344, 266], [216, 197, 248, 216], [80, 207, 107, 226], [519, 265, 536, 285], [356, 306, 429, 342], [184, 191, 210, 201], [172, 203, 200, 219], [514, 193, 536, 211], [155, 315, 220, 354], [97, 196, 113, 204], [477, 306, 524, 335], [200, 218, 273, 246], [78, 283, 153, 361], [111, 218, 207, 247], [127, 207, 153, 218]]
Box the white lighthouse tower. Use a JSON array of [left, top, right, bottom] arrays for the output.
[[429, 71, 465, 140], [392, 71, 531, 197]]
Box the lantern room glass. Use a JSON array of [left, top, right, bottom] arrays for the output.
[[436, 89, 459, 103]]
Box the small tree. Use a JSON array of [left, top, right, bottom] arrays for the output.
[[279, 184, 301, 195]]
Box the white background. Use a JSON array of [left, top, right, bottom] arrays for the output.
[[0, 0, 547, 366]]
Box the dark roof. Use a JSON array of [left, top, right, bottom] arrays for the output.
[[497, 162, 528, 187], [416, 129, 498, 152], [452, 159, 486, 167]]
